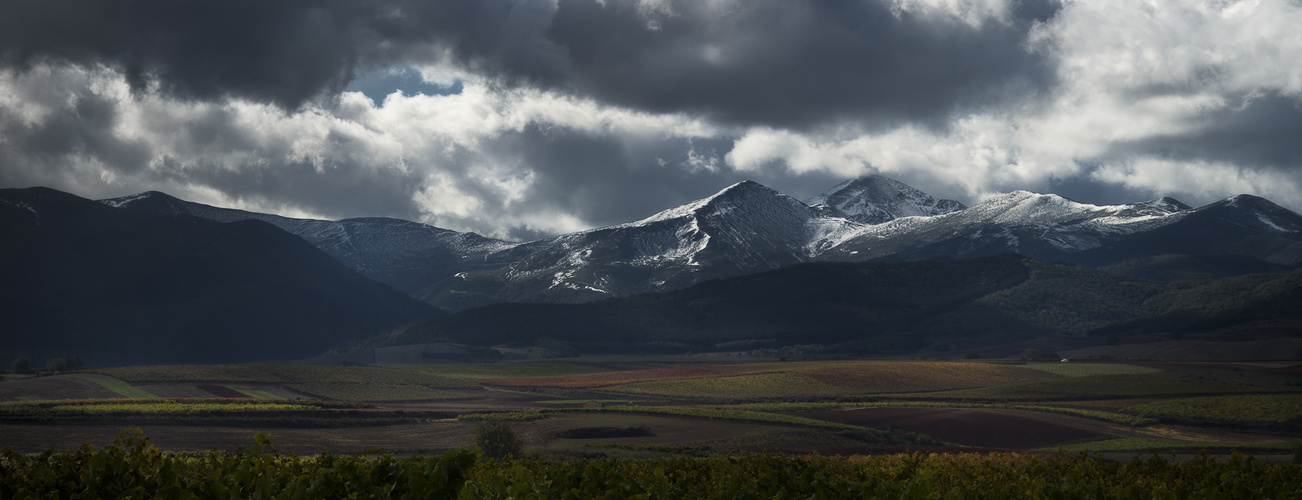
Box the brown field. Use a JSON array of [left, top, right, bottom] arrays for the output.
[[483, 366, 745, 389], [0, 375, 122, 401], [3, 357, 1299, 457], [796, 407, 1107, 449]]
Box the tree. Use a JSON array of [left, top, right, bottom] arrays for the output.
[[12, 357, 31, 374], [473, 421, 522, 459]]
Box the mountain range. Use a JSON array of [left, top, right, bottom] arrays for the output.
[[6, 175, 1301, 364], [103, 175, 1302, 311], [0, 187, 439, 365], [375, 254, 1302, 357]]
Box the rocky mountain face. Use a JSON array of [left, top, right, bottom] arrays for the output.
[[421, 181, 860, 309], [101, 176, 1302, 311], [808, 175, 966, 224]]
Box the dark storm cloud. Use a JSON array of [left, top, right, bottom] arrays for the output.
[[1110, 93, 1302, 170], [0, 0, 386, 109], [471, 126, 739, 241], [1, 0, 1060, 128], [535, 0, 1061, 129]]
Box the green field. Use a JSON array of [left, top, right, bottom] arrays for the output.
[[945, 373, 1274, 399], [4, 359, 1297, 460], [66, 373, 158, 398], [1121, 393, 1302, 426], [1021, 362, 1160, 377]]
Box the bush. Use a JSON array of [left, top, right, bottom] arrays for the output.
[[474, 421, 523, 459]]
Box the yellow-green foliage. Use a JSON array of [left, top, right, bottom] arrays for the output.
[[1122, 394, 1302, 426], [958, 373, 1271, 398], [222, 385, 282, 399], [64, 374, 158, 398], [1053, 437, 1296, 453], [287, 383, 476, 403], [1021, 363, 1160, 377], [0, 431, 474, 498], [4, 432, 1301, 498], [456, 411, 547, 422], [388, 362, 614, 380]]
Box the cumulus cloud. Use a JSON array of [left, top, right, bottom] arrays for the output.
[[2, 0, 1301, 240], [0, 64, 733, 239], [721, 0, 1302, 210]]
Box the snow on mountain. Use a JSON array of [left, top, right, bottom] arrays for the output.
[[99, 192, 530, 295], [823, 190, 1193, 261], [808, 175, 966, 224], [96, 176, 1302, 311], [431, 181, 863, 308]]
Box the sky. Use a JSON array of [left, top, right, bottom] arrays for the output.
[[2, 0, 1301, 242]]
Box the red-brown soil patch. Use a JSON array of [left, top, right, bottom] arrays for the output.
[[797, 407, 1106, 449], [0, 376, 121, 402]]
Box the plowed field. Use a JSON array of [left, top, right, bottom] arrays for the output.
[[797, 407, 1106, 449]]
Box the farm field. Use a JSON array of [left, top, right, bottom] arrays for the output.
[[1, 357, 1299, 460]]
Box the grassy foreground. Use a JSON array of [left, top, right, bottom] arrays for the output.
[[1, 431, 1299, 499]]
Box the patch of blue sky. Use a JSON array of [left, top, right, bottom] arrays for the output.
[[346, 66, 463, 104]]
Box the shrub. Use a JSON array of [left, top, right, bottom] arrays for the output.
[[474, 421, 523, 459]]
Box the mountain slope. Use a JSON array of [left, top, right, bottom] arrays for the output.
[[822, 191, 1193, 262], [1070, 194, 1302, 280], [421, 181, 861, 310], [101, 191, 535, 295], [808, 175, 966, 224], [100, 176, 1302, 311], [383, 255, 1302, 355], [1, 187, 440, 365]]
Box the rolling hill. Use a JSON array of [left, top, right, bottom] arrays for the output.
[[1, 187, 441, 365]]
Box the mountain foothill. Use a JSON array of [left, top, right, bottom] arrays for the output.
[[4, 175, 1301, 364]]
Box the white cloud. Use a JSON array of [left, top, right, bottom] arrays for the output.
[[720, 0, 1302, 209]]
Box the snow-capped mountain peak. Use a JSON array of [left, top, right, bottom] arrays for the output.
[[809, 175, 966, 224]]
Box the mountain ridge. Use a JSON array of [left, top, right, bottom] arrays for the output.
[[97, 176, 1302, 311], [1, 187, 440, 365]]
